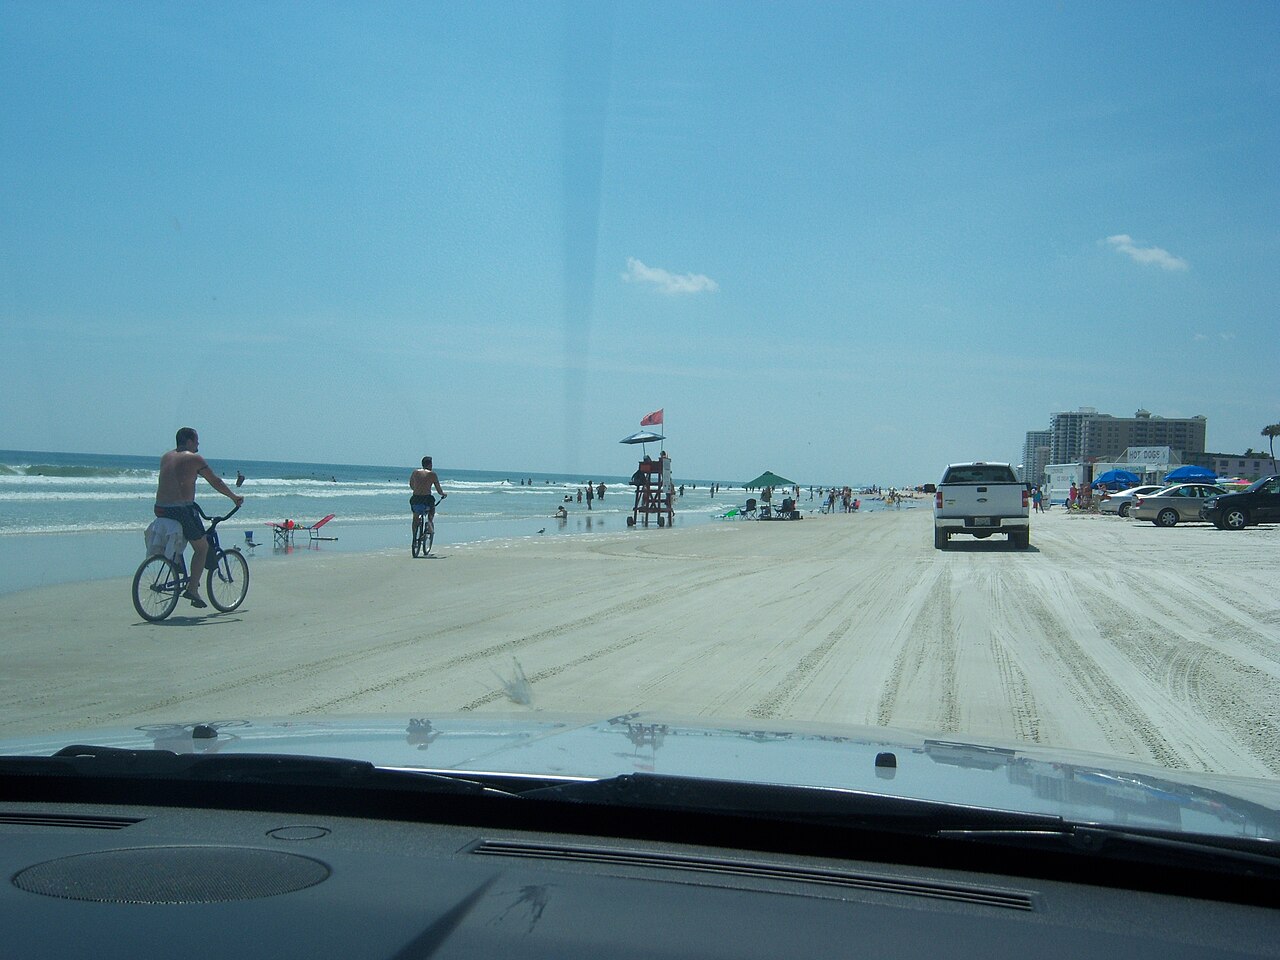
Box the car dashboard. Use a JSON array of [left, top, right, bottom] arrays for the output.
[[2, 796, 1277, 959]]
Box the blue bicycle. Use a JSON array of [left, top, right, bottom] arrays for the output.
[[132, 503, 249, 622]]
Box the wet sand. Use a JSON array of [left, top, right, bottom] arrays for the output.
[[2, 507, 1278, 778]]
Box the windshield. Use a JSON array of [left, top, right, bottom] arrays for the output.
[[941, 465, 1020, 485], [2, 2, 1279, 837]]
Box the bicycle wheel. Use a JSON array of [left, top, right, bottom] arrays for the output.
[[423, 518, 434, 556], [412, 517, 423, 557], [207, 549, 249, 612], [133, 555, 181, 622]]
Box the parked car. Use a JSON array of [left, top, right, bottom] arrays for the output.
[[1098, 484, 1162, 517], [1199, 475, 1280, 530], [1130, 483, 1227, 527]]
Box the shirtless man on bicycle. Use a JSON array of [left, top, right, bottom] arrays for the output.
[[410, 455, 447, 546], [154, 427, 244, 608]]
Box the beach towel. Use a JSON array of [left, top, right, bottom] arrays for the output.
[[144, 517, 187, 562]]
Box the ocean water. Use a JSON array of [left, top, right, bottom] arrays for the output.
[[0, 449, 895, 594]]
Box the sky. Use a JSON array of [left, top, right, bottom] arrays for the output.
[[2, 1, 1278, 485]]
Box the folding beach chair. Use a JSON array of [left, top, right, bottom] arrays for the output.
[[268, 519, 296, 546], [304, 513, 338, 542]]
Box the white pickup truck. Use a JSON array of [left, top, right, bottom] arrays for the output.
[[934, 462, 1030, 549]]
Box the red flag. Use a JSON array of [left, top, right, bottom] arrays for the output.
[[640, 408, 664, 427]]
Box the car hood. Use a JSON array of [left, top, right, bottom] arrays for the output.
[[1, 713, 1277, 841]]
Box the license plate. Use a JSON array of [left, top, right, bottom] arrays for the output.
[[972, 517, 993, 526]]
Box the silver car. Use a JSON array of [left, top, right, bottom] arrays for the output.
[[1098, 484, 1162, 517], [1130, 483, 1228, 527]]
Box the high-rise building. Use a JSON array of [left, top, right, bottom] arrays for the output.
[[1021, 430, 1051, 484], [1049, 407, 1207, 464], [1049, 408, 1097, 464], [1079, 410, 1206, 461]]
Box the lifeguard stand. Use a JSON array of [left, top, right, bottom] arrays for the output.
[[630, 453, 675, 527]]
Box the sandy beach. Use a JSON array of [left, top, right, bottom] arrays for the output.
[[2, 506, 1277, 778]]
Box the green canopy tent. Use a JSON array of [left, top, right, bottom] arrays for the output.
[[744, 470, 795, 490]]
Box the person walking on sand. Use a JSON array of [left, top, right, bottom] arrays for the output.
[[1032, 485, 1043, 513], [410, 455, 447, 546], [154, 427, 244, 608]]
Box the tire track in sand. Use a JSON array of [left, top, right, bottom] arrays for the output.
[[123, 563, 743, 719], [301, 563, 749, 713], [747, 615, 856, 720], [459, 633, 649, 711], [874, 567, 959, 732], [1078, 585, 1280, 774], [1011, 584, 1189, 769]]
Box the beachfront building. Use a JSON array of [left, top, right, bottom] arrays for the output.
[[1049, 408, 1098, 464], [1049, 407, 1207, 465], [1036, 409, 1213, 502], [1079, 410, 1207, 462], [1184, 452, 1279, 480], [1021, 430, 1052, 486]]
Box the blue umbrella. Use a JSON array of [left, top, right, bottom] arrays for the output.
[[1092, 469, 1140, 489], [1163, 464, 1216, 483]]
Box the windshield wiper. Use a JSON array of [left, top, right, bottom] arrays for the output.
[[0, 745, 519, 798]]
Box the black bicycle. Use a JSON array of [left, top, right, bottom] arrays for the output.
[[411, 494, 444, 558], [132, 502, 249, 621]]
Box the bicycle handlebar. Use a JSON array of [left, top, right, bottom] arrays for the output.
[[196, 500, 243, 527]]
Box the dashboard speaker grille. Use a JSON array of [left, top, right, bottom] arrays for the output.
[[12, 846, 330, 903], [471, 840, 1034, 911]]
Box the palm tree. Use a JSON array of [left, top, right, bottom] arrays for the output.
[[1264, 423, 1280, 473]]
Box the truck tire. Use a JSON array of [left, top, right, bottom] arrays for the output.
[[1011, 531, 1030, 549], [934, 529, 948, 549]]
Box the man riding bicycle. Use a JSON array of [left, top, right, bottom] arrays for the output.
[[410, 455, 446, 545], [154, 427, 244, 608]]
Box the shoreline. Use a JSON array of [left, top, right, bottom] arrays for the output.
[[0, 496, 922, 596]]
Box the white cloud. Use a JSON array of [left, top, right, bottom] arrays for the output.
[[1104, 234, 1189, 271], [622, 257, 719, 295]]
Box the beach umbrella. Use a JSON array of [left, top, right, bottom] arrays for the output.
[[619, 430, 665, 445], [1092, 468, 1140, 489], [745, 470, 795, 490], [1163, 464, 1216, 483], [619, 430, 666, 459]]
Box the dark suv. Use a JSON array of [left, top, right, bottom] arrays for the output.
[[1199, 475, 1280, 530]]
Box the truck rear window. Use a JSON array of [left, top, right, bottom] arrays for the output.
[[942, 465, 1019, 484]]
